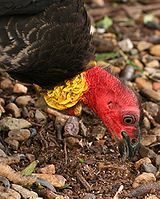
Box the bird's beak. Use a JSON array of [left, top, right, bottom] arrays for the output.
[[118, 128, 141, 160]]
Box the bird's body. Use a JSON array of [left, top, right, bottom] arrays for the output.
[[0, 0, 141, 158], [0, 0, 94, 88]]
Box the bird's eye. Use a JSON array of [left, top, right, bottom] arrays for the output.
[[123, 115, 136, 125]]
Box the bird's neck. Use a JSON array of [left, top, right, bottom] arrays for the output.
[[81, 66, 115, 113], [43, 66, 115, 113], [43, 72, 88, 111]]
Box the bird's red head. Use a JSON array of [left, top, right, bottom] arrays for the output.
[[82, 66, 141, 158]]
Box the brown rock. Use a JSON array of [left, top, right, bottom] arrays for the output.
[[152, 82, 160, 91], [0, 78, 13, 90], [132, 172, 156, 188], [143, 117, 150, 130], [111, 66, 121, 75], [145, 195, 159, 199], [5, 103, 21, 118], [146, 60, 159, 68], [135, 157, 151, 170], [15, 95, 33, 106], [152, 127, 160, 137], [39, 164, 56, 175], [8, 129, 30, 141], [33, 173, 66, 188], [4, 137, 19, 150], [156, 155, 160, 166], [0, 187, 21, 199], [13, 83, 28, 94], [137, 41, 152, 51], [144, 102, 159, 118], [0, 117, 32, 131], [118, 38, 133, 52], [141, 135, 157, 146], [150, 45, 160, 57], [141, 88, 160, 102], [133, 59, 144, 69], [35, 110, 46, 122], [12, 184, 38, 199], [135, 78, 152, 90]]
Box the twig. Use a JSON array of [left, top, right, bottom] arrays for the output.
[[76, 171, 91, 192], [128, 181, 160, 197], [63, 140, 68, 164], [113, 185, 124, 199]]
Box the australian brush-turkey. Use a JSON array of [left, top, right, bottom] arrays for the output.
[[0, 0, 141, 158]]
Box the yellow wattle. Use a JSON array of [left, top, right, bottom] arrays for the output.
[[43, 73, 88, 110]]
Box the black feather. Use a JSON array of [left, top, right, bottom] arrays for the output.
[[0, 0, 95, 88]]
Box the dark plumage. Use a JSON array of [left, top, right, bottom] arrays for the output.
[[0, 0, 94, 88]]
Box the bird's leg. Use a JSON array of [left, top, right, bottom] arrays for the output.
[[46, 107, 69, 142], [46, 108, 84, 163]]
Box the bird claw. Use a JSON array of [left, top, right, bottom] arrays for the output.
[[118, 131, 140, 160]]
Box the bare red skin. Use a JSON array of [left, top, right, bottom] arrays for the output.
[[81, 66, 140, 140]]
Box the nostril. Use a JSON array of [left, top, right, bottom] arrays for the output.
[[121, 130, 127, 138], [131, 138, 137, 145]]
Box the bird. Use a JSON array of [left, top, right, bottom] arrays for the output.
[[0, 0, 142, 158]]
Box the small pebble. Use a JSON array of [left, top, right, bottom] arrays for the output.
[[137, 41, 152, 51], [0, 187, 21, 199], [130, 48, 138, 55], [111, 66, 121, 75], [135, 157, 151, 170], [120, 65, 135, 81], [0, 149, 7, 157], [152, 82, 160, 91], [133, 58, 144, 69], [142, 163, 157, 174], [39, 164, 56, 175], [15, 95, 32, 106], [83, 193, 96, 199], [118, 38, 133, 52], [26, 154, 35, 162], [0, 78, 13, 90], [64, 116, 79, 136], [4, 137, 19, 150], [144, 102, 159, 118], [141, 135, 157, 146], [91, 125, 106, 140], [135, 78, 152, 90], [152, 127, 160, 137], [150, 45, 160, 57], [33, 173, 66, 188], [5, 103, 21, 118], [145, 195, 159, 199], [132, 172, 156, 188], [139, 145, 157, 159], [21, 107, 29, 118], [0, 98, 5, 106], [12, 184, 38, 199], [143, 117, 150, 130], [30, 128, 37, 137], [0, 117, 32, 131], [13, 83, 28, 94], [141, 88, 160, 102], [8, 129, 30, 141], [146, 60, 159, 68], [35, 109, 46, 122], [156, 155, 160, 167]]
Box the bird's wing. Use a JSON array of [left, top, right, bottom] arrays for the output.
[[0, 0, 94, 88]]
